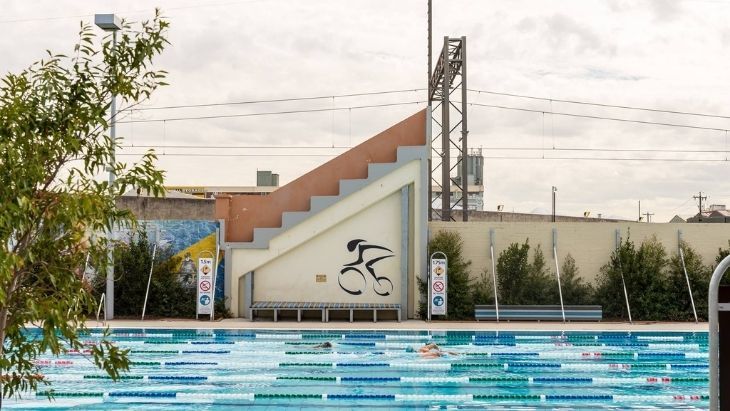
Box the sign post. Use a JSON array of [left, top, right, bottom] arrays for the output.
[[429, 252, 448, 321], [197, 251, 214, 319]]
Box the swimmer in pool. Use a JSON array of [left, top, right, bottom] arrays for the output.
[[413, 342, 458, 358], [312, 341, 333, 349]]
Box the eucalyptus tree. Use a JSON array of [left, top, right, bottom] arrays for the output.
[[0, 11, 168, 401]]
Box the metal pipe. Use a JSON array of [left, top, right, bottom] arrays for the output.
[[211, 228, 221, 321], [552, 229, 566, 323], [105, 29, 118, 320], [709, 254, 730, 410], [140, 243, 157, 321], [679, 246, 698, 323], [489, 229, 499, 322], [615, 229, 632, 323], [96, 293, 106, 325]]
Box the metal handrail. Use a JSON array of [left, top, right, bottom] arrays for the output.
[[552, 246, 566, 323], [96, 293, 106, 325], [490, 244, 500, 322], [141, 243, 157, 321], [678, 246, 698, 323], [552, 229, 566, 323], [708, 254, 730, 410]]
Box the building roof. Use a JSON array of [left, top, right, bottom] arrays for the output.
[[122, 188, 203, 200]]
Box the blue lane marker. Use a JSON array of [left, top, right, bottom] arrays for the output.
[[337, 363, 389, 367], [109, 392, 177, 398], [164, 362, 218, 366], [341, 377, 400, 382], [149, 376, 207, 381]]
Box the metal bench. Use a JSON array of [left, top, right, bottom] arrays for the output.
[[250, 301, 401, 322], [474, 305, 602, 321]]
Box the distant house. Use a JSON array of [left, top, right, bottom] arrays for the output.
[[687, 204, 730, 223], [669, 215, 686, 223]]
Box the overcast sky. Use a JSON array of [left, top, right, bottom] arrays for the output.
[[2, 0, 729, 221]]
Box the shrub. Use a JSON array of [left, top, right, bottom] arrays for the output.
[[596, 235, 671, 321], [495, 240, 531, 305], [472, 269, 495, 305], [559, 254, 595, 305], [417, 231, 473, 320], [496, 240, 566, 305], [96, 229, 196, 318], [667, 241, 711, 321]]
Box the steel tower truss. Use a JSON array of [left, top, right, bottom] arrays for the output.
[[429, 36, 468, 221]]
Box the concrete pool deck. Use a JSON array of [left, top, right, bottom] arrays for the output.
[[96, 318, 708, 332]]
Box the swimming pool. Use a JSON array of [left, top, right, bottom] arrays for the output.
[[8, 329, 709, 410]]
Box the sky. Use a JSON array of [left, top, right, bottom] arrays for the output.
[[2, 0, 729, 222]]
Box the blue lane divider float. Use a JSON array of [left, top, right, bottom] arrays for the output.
[[43, 374, 710, 385], [34, 360, 709, 371], [31, 392, 709, 403]]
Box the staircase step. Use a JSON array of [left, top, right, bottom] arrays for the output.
[[338, 178, 368, 197], [367, 162, 393, 180], [310, 195, 339, 213], [252, 227, 282, 246], [281, 211, 310, 228]]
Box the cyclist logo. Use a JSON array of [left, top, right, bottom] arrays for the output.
[[338, 239, 394, 296]]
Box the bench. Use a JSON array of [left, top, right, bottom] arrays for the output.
[[250, 301, 401, 322], [475, 305, 602, 321]]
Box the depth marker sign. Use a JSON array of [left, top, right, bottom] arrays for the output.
[[430, 257, 447, 316], [197, 257, 214, 316]]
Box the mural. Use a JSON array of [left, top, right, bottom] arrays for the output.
[[338, 239, 394, 297], [115, 220, 225, 300]]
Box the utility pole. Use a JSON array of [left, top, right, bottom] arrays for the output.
[[643, 212, 654, 223], [693, 191, 707, 222], [638, 200, 641, 222]]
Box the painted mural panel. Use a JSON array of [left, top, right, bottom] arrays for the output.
[[114, 220, 225, 300]]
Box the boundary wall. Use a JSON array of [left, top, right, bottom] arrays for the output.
[[429, 222, 730, 283]]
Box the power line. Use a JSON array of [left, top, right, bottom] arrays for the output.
[[467, 102, 729, 133], [119, 144, 728, 154], [128, 89, 425, 111], [121, 145, 351, 149], [117, 101, 425, 124], [118, 153, 338, 157], [116, 152, 730, 162], [468, 88, 730, 120]]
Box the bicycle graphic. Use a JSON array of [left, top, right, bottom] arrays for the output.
[[338, 239, 394, 296]]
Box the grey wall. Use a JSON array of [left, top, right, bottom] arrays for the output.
[[117, 197, 215, 220]]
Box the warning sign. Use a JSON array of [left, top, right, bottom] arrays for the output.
[[430, 258, 447, 315], [197, 257, 214, 316]]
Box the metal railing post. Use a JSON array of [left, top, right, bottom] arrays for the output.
[[141, 243, 157, 321], [96, 293, 106, 325], [489, 229, 499, 322], [709, 254, 730, 410], [615, 229, 633, 324], [678, 231, 698, 323], [552, 228, 566, 323]]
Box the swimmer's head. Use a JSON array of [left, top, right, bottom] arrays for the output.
[[405, 347, 415, 353]]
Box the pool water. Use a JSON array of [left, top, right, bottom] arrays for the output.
[[7, 329, 709, 410]]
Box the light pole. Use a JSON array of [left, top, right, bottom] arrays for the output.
[[552, 186, 557, 223], [95, 14, 122, 320]]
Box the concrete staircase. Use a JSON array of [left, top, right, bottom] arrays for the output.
[[241, 145, 426, 249]]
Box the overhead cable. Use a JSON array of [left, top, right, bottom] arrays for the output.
[[468, 88, 730, 120]]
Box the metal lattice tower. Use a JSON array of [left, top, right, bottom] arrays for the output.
[[428, 36, 468, 221]]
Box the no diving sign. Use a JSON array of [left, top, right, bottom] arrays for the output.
[[430, 258, 447, 316], [197, 257, 214, 316]]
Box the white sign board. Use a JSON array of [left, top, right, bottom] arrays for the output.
[[197, 257, 214, 316], [430, 258, 447, 315]]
